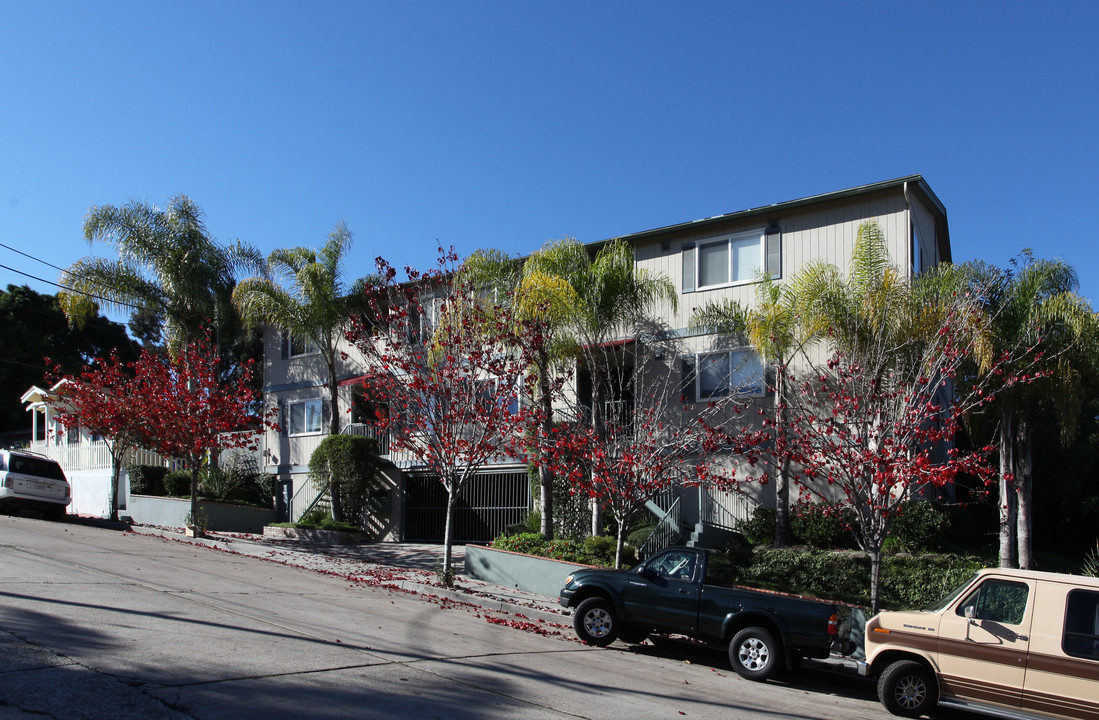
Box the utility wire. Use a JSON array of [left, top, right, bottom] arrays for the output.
[[0, 261, 143, 311]]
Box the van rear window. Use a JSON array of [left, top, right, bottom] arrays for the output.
[[7, 455, 66, 481], [1064, 590, 1099, 661]]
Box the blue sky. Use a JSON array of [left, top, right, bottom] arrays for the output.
[[2, 1, 1098, 324]]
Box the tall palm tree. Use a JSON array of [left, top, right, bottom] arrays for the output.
[[59, 194, 263, 354], [970, 253, 1096, 568], [232, 221, 372, 522], [690, 273, 807, 546], [523, 237, 677, 535]]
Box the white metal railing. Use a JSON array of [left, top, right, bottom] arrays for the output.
[[699, 486, 756, 530], [341, 423, 390, 455], [289, 476, 328, 522], [639, 492, 681, 558]]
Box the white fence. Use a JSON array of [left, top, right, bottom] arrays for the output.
[[27, 440, 169, 471]]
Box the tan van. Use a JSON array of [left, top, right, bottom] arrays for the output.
[[860, 567, 1099, 719]]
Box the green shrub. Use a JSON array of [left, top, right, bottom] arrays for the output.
[[129, 465, 168, 496], [489, 532, 634, 568], [732, 547, 986, 610], [737, 506, 776, 546], [309, 435, 382, 527], [627, 522, 658, 549], [890, 500, 950, 553], [201, 469, 243, 502], [791, 502, 857, 549], [164, 470, 192, 496]]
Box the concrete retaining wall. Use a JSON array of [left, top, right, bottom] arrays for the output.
[[465, 545, 593, 599], [128, 495, 277, 533]]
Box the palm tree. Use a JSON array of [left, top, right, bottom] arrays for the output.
[[969, 253, 1096, 568], [690, 273, 807, 546], [59, 194, 263, 354], [523, 237, 677, 535], [232, 221, 372, 522]]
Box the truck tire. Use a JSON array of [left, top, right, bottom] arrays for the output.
[[729, 626, 783, 681], [878, 659, 938, 718], [617, 623, 650, 644], [574, 598, 619, 646]]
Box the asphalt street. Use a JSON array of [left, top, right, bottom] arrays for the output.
[[0, 515, 967, 719]]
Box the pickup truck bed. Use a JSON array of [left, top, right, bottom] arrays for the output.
[[559, 546, 848, 681]]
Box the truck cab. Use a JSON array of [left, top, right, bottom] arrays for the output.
[[862, 567, 1099, 719]]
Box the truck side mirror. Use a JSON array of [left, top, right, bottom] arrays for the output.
[[964, 605, 977, 622]]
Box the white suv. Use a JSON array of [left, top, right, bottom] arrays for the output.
[[0, 449, 70, 519]]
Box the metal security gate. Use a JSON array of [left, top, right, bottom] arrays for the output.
[[404, 469, 530, 542]]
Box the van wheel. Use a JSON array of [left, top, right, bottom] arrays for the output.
[[573, 598, 618, 646], [878, 659, 937, 717], [729, 626, 783, 681]]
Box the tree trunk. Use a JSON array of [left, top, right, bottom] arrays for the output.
[[538, 351, 555, 539], [189, 462, 201, 536], [869, 547, 883, 615], [442, 487, 456, 581], [109, 455, 122, 523], [615, 521, 625, 570], [1015, 414, 1034, 570], [327, 353, 344, 523], [538, 462, 554, 539], [999, 404, 1018, 568], [589, 363, 604, 537], [773, 373, 790, 547]]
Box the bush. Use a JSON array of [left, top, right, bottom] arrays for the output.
[[889, 500, 950, 553], [163, 470, 192, 496], [737, 506, 776, 545], [489, 532, 635, 568], [733, 547, 986, 610], [627, 522, 658, 549], [129, 465, 168, 496], [309, 435, 382, 527], [791, 502, 857, 549]]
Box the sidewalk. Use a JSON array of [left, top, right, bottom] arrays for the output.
[[123, 522, 572, 630]]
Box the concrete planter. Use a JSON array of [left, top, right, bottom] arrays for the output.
[[262, 526, 368, 545], [128, 495, 277, 534], [465, 545, 596, 599]]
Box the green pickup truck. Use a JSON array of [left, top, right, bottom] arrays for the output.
[[558, 546, 851, 681]]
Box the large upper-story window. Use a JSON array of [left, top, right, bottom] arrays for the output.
[[288, 398, 323, 436], [682, 226, 781, 293], [699, 230, 764, 288], [683, 348, 765, 401], [281, 331, 319, 358]]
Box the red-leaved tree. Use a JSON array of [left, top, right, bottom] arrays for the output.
[[47, 351, 161, 521], [348, 249, 534, 578], [701, 288, 1046, 612], [139, 340, 274, 533]]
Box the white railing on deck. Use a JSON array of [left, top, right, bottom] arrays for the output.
[[28, 440, 168, 471]]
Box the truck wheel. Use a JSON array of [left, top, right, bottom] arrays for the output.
[[574, 598, 619, 646], [729, 626, 783, 681], [617, 624, 650, 644], [878, 659, 938, 718]]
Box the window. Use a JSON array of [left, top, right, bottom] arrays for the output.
[[697, 230, 764, 289], [1064, 590, 1099, 660], [691, 349, 765, 400], [955, 579, 1029, 625], [288, 398, 323, 435], [912, 225, 923, 274], [282, 332, 318, 358]]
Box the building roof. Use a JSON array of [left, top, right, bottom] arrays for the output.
[[600, 174, 951, 263]]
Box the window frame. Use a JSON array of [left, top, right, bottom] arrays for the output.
[[696, 228, 767, 290], [287, 398, 323, 436], [693, 348, 765, 401], [1063, 589, 1099, 661], [284, 332, 320, 359]]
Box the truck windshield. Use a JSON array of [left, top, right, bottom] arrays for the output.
[[924, 573, 978, 613]]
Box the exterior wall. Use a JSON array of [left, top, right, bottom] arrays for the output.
[[257, 177, 951, 540]]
